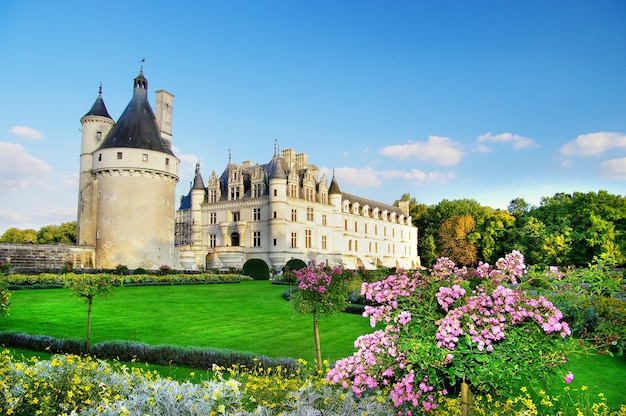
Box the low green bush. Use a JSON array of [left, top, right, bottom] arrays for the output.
[[0, 331, 298, 372], [242, 259, 270, 280]]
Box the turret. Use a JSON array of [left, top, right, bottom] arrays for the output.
[[77, 85, 114, 246], [190, 161, 205, 246]]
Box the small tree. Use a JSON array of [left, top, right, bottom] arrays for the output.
[[65, 274, 116, 354], [290, 261, 351, 371], [0, 279, 11, 318]]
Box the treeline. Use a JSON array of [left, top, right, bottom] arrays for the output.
[[0, 221, 77, 245], [400, 190, 626, 268]]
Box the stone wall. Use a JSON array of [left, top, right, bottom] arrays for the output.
[[0, 243, 96, 271]]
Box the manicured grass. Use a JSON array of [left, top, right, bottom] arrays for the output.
[[0, 281, 371, 363], [2, 281, 625, 411]]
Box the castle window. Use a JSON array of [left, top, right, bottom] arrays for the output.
[[253, 208, 261, 221], [232, 212, 240, 222], [291, 232, 297, 248], [305, 229, 312, 248], [230, 186, 240, 200], [209, 189, 217, 203], [142, 154, 148, 161], [322, 214, 327, 226], [96, 131, 102, 140], [321, 235, 327, 250], [98, 153, 102, 161], [273, 211, 277, 219], [274, 189, 278, 197], [306, 207, 314, 221], [117, 152, 123, 160], [291, 209, 297, 222], [165, 158, 170, 166], [210, 212, 217, 224], [354, 221, 358, 232], [253, 183, 262, 197], [253, 231, 261, 247], [273, 238, 277, 246], [209, 234, 216, 247], [231, 232, 240, 246]]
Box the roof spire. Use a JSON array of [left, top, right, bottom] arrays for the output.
[[274, 139, 277, 156], [140, 57, 145, 73], [228, 149, 232, 165], [98, 82, 102, 96]]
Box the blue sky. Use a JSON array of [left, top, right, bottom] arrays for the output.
[[1, 1, 625, 234]]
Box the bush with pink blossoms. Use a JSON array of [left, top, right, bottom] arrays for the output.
[[327, 250, 575, 414], [291, 261, 353, 370]]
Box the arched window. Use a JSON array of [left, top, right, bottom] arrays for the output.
[[231, 232, 240, 246]]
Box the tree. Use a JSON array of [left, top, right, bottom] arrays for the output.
[[0, 228, 37, 243], [65, 274, 116, 354], [290, 261, 351, 371], [438, 215, 478, 266], [37, 222, 77, 244]]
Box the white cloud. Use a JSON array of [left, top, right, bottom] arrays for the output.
[[335, 167, 382, 187], [0, 142, 53, 195], [598, 157, 626, 180], [0, 206, 76, 233], [476, 132, 537, 151], [11, 125, 43, 140], [379, 136, 464, 166], [331, 166, 455, 189], [561, 132, 626, 156], [381, 169, 455, 186]]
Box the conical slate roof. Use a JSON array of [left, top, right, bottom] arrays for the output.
[[268, 154, 287, 179], [98, 71, 174, 155], [192, 161, 205, 190], [329, 175, 341, 194], [83, 85, 112, 119]]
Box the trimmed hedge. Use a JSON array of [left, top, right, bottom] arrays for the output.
[[242, 259, 270, 280], [0, 331, 298, 372], [5, 272, 251, 290]]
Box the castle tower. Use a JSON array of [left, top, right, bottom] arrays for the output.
[[78, 85, 115, 246], [90, 69, 180, 269], [267, 153, 288, 269]]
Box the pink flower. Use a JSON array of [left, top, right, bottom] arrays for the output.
[[565, 372, 574, 384]]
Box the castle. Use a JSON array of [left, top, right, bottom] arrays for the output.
[[78, 70, 420, 271]]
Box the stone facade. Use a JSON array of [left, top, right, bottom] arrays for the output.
[[175, 148, 420, 272], [0, 243, 95, 271]]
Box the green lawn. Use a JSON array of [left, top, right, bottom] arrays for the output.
[[0, 281, 371, 363], [2, 281, 625, 411]]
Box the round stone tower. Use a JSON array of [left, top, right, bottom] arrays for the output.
[[78, 85, 115, 247], [89, 70, 180, 269]]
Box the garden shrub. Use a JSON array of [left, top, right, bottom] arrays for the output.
[[284, 259, 306, 273], [243, 258, 270, 280], [0, 331, 84, 354], [132, 267, 147, 275]]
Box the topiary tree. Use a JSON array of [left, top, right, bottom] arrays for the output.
[[242, 259, 270, 280], [290, 261, 351, 371], [65, 274, 116, 354]]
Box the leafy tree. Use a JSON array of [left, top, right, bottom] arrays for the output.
[[290, 262, 351, 371], [37, 222, 77, 244], [438, 215, 478, 266], [65, 274, 116, 354], [0, 228, 37, 243]]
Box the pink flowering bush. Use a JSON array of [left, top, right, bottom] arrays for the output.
[[327, 251, 574, 414], [290, 261, 352, 370]]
